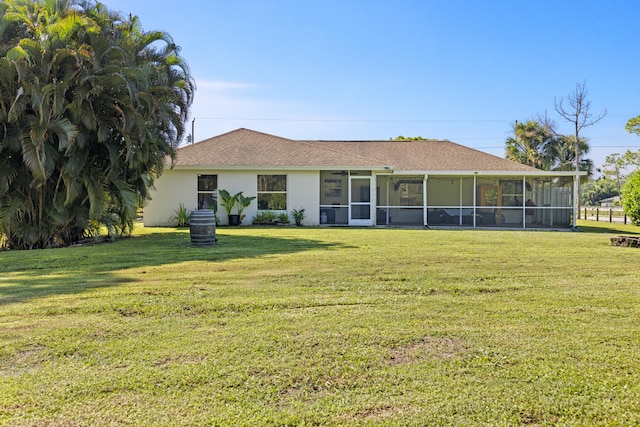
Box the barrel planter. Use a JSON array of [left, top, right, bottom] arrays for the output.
[[189, 210, 216, 247]]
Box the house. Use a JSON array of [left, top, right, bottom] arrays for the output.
[[144, 128, 583, 229], [597, 195, 620, 207]]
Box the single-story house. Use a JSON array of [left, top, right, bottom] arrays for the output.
[[597, 195, 621, 207], [144, 128, 584, 229]]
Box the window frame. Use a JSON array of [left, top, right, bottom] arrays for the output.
[[197, 174, 218, 210], [257, 174, 287, 211]]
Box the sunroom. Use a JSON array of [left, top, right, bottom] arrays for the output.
[[422, 174, 574, 228], [319, 170, 577, 229]]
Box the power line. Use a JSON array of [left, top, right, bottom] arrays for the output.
[[196, 117, 513, 123], [196, 114, 638, 123], [477, 145, 640, 150]]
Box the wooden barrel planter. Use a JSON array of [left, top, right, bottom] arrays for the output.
[[190, 210, 216, 247]]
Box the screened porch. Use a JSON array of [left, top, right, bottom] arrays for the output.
[[318, 171, 575, 228], [423, 175, 573, 229]]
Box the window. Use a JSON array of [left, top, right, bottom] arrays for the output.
[[197, 175, 217, 210], [257, 175, 287, 210]]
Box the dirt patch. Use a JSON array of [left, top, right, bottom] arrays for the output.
[[0, 345, 47, 377], [388, 336, 468, 365], [152, 355, 207, 367], [352, 405, 411, 420]]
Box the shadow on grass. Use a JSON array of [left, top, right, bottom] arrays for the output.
[[576, 220, 640, 235], [0, 230, 340, 306]]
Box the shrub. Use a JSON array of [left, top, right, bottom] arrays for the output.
[[169, 204, 191, 227], [277, 212, 290, 224], [621, 170, 640, 225], [253, 211, 277, 225], [291, 208, 305, 226]]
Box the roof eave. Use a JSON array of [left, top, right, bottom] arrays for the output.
[[386, 170, 586, 176], [169, 165, 391, 171], [169, 165, 586, 176]]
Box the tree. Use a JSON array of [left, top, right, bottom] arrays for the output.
[[550, 81, 607, 217], [625, 116, 640, 135], [621, 170, 640, 225], [581, 177, 618, 206], [504, 120, 592, 180], [601, 150, 640, 192], [505, 120, 555, 169], [0, 0, 194, 249], [547, 134, 593, 180], [392, 135, 427, 140]]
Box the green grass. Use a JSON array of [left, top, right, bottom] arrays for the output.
[[1, 221, 640, 426]]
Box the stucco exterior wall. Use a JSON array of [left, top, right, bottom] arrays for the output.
[[144, 169, 197, 226], [287, 171, 320, 225], [144, 169, 321, 226]]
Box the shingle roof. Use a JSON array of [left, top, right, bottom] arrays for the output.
[[174, 128, 540, 173]]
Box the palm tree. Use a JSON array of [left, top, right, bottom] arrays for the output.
[[0, 0, 82, 248], [505, 120, 592, 182], [505, 120, 555, 170], [547, 135, 593, 183], [0, 0, 194, 249]]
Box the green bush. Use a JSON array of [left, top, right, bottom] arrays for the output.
[[277, 212, 290, 224], [253, 211, 277, 224], [621, 170, 640, 225], [168, 204, 191, 227]]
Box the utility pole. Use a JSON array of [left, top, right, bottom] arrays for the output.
[[191, 118, 195, 144]]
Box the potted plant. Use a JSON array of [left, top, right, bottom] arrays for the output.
[[219, 189, 240, 225], [219, 190, 256, 226], [291, 208, 305, 226]]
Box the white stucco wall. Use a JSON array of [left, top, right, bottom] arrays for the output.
[[144, 169, 197, 226], [287, 170, 320, 225], [144, 169, 321, 226]]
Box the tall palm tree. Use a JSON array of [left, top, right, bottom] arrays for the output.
[[505, 120, 592, 182], [0, 0, 194, 249], [548, 135, 593, 184], [505, 120, 555, 170]]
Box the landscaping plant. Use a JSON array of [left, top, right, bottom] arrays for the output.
[[622, 170, 640, 225], [0, 1, 193, 249], [168, 204, 190, 227]]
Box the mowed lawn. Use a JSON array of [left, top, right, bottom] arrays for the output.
[[1, 222, 640, 426]]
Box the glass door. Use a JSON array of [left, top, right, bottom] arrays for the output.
[[349, 176, 372, 226]]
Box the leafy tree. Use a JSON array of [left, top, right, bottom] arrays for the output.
[[0, 0, 194, 249], [505, 120, 555, 169], [625, 116, 640, 135], [392, 135, 426, 140], [581, 177, 618, 206], [547, 134, 593, 180], [601, 150, 640, 192], [621, 170, 640, 225], [602, 153, 627, 192], [505, 121, 592, 180]]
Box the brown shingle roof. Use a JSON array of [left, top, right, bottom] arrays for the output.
[[174, 128, 539, 173]]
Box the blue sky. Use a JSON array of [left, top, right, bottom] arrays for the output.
[[102, 0, 640, 172]]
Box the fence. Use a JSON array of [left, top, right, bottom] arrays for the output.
[[580, 207, 628, 224]]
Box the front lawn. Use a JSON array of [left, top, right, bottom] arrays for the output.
[[1, 222, 639, 425]]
